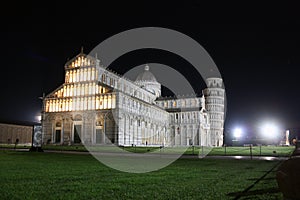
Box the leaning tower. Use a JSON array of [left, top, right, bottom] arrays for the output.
[[203, 78, 225, 147]]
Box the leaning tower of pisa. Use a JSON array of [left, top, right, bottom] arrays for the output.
[[203, 78, 225, 147]]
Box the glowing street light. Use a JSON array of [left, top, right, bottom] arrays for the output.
[[233, 128, 242, 138], [261, 123, 279, 139], [35, 115, 41, 122]]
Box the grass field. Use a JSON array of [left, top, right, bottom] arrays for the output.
[[0, 150, 284, 199]]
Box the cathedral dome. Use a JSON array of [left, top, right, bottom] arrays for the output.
[[135, 65, 161, 98], [135, 65, 157, 82]]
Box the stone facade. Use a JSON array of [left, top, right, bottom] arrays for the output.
[[203, 78, 225, 146], [0, 123, 33, 145], [42, 52, 225, 147]]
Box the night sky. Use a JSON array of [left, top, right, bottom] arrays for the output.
[[1, 2, 300, 139]]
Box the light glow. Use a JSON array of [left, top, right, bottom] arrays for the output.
[[261, 123, 279, 138], [36, 115, 41, 122], [234, 156, 242, 159], [233, 128, 242, 138]]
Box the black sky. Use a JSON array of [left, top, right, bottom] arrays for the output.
[[1, 1, 300, 137]]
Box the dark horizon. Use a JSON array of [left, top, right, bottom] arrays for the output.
[[1, 2, 300, 140]]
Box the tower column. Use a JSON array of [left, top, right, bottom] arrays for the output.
[[203, 78, 225, 147]]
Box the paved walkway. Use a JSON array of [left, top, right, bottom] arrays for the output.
[[1, 148, 290, 161], [206, 155, 289, 161]]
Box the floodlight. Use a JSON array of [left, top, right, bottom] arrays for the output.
[[233, 128, 242, 138], [261, 123, 279, 138]]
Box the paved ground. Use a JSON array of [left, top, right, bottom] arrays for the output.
[[206, 155, 289, 161], [2, 148, 290, 161]]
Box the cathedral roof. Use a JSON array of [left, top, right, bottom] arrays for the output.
[[135, 65, 157, 82], [64, 48, 98, 69]]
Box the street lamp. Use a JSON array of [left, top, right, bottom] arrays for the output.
[[35, 115, 41, 122], [260, 122, 280, 145], [233, 128, 242, 138], [232, 127, 243, 146], [261, 123, 279, 139]]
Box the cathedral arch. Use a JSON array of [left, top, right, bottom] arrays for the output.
[[74, 114, 83, 121]]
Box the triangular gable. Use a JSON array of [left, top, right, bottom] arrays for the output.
[[46, 84, 65, 98], [64, 53, 97, 69], [45, 82, 113, 99]]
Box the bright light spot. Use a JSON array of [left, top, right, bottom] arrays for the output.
[[233, 128, 242, 138], [264, 157, 274, 161], [234, 156, 242, 159], [36, 115, 41, 122], [261, 123, 279, 138]]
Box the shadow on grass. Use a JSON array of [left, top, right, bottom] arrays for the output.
[[227, 160, 283, 200], [246, 177, 276, 181], [227, 187, 279, 197]]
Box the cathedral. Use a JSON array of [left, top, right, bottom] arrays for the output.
[[42, 51, 225, 147]]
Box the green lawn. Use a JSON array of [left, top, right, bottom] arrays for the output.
[[0, 150, 284, 199]]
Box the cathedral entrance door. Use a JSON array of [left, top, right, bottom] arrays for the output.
[[55, 130, 61, 143], [96, 129, 103, 144], [74, 125, 82, 144]]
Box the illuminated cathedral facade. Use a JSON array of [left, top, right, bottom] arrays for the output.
[[42, 52, 225, 147]]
